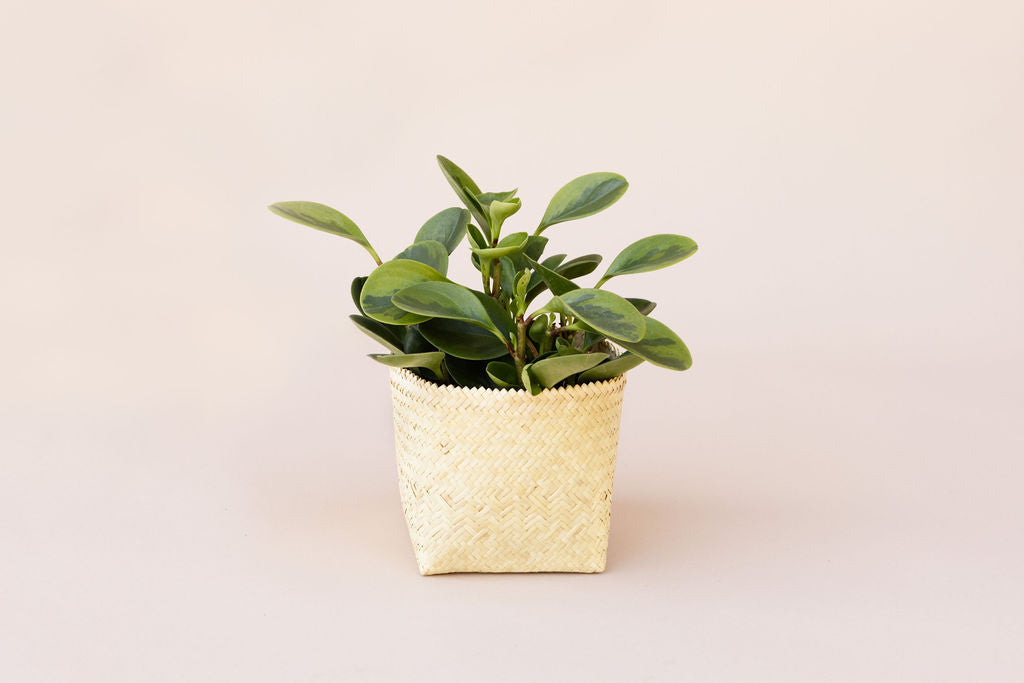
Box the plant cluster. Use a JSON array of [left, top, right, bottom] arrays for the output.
[[269, 156, 697, 393]]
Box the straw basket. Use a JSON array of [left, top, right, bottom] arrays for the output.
[[388, 368, 627, 575]]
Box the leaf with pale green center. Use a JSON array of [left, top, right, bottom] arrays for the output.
[[470, 231, 528, 259], [414, 208, 469, 254], [369, 352, 445, 380], [360, 259, 447, 325], [486, 361, 520, 389], [349, 315, 405, 353], [543, 288, 646, 343], [613, 316, 692, 370], [578, 352, 645, 382], [268, 201, 381, 264], [536, 173, 628, 232], [597, 234, 698, 286], [436, 155, 489, 228], [394, 240, 449, 275], [392, 282, 504, 340], [526, 352, 608, 388], [626, 297, 657, 315], [419, 318, 509, 360]]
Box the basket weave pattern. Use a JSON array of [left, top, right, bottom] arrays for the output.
[[389, 368, 627, 575]]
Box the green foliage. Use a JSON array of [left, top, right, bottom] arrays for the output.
[[269, 155, 698, 392], [536, 173, 629, 233], [269, 201, 381, 265], [415, 208, 469, 254], [597, 234, 697, 287]]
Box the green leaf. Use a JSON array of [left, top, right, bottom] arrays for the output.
[[597, 234, 698, 286], [418, 318, 509, 360], [470, 231, 528, 259], [403, 325, 436, 354], [415, 208, 469, 254], [558, 254, 602, 279], [488, 198, 521, 241], [615, 317, 692, 370], [525, 256, 578, 296], [486, 361, 520, 389], [541, 253, 567, 269], [626, 297, 657, 315], [499, 256, 517, 294], [473, 290, 515, 340], [528, 315, 549, 345], [546, 288, 646, 343], [436, 155, 489, 228], [466, 223, 487, 249], [349, 315, 405, 354], [525, 253, 567, 302], [394, 240, 449, 275], [536, 172, 628, 233], [369, 352, 445, 380], [577, 352, 645, 382], [520, 366, 542, 395], [268, 201, 381, 264], [476, 189, 518, 206], [445, 356, 498, 388], [360, 259, 447, 325], [527, 353, 608, 388], [351, 276, 367, 314], [392, 282, 504, 339]]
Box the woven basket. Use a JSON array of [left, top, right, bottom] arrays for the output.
[[388, 368, 627, 575]]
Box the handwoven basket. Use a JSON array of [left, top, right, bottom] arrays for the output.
[[388, 368, 627, 575]]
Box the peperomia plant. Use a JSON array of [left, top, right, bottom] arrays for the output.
[[268, 156, 696, 393]]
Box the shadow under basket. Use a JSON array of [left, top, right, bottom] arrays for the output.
[[388, 368, 627, 575]]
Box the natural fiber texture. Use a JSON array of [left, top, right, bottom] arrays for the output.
[[389, 368, 627, 575]]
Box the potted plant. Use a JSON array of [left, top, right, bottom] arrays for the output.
[[268, 156, 697, 574]]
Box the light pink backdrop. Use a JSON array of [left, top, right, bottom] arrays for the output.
[[2, 1, 1022, 680]]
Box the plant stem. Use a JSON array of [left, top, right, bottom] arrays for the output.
[[491, 259, 502, 297], [514, 317, 527, 381]]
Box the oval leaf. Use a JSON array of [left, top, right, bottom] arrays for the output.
[[537, 173, 628, 232], [551, 288, 646, 343], [486, 361, 520, 389], [527, 352, 608, 388], [269, 201, 381, 263], [369, 352, 445, 379], [392, 282, 503, 339], [349, 315, 405, 354], [436, 155, 489, 228], [419, 318, 509, 360], [558, 253, 602, 279], [615, 317, 692, 370], [395, 240, 449, 275], [598, 234, 698, 285], [360, 259, 447, 325], [626, 297, 657, 315], [577, 352, 645, 382], [415, 208, 469, 254]]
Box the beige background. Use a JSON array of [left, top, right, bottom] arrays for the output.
[[2, 0, 1023, 680]]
